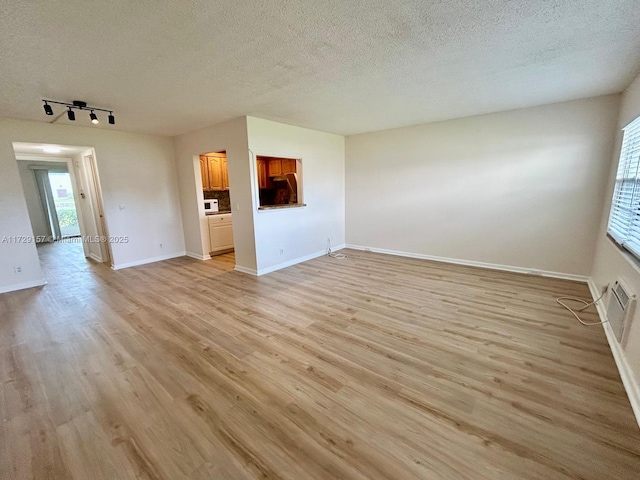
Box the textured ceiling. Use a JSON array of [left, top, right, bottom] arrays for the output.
[[1, 0, 639, 137]]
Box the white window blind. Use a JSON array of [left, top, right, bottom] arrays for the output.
[[608, 115, 640, 258]]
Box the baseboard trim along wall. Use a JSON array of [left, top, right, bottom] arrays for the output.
[[0, 278, 47, 295], [186, 251, 211, 261], [234, 265, 258, 276], [344, 245, 590, 282], [88, 253, 103, 263], [111, 251, 186, 271], [588, 280, 640, 428], [253, 244, 347, 276]]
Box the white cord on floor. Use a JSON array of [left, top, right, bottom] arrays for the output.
[[327, 242, 347, 259], [557, 288, 608, 326], [327, 248, 347, 259]]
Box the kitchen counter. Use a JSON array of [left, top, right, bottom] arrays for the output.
[[206, 210, 232, 216], [258, 204, 306, 211]]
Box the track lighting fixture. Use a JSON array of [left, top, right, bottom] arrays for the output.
[[40, 99, 115, 126]]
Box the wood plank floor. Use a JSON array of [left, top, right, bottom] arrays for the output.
[[1, 241, 639, 479]]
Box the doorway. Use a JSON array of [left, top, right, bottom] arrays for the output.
[[13, 142, 112, 269], [199, 150, 237, 261], [32, 169, 81, 240]]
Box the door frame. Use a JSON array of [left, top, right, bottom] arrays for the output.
[[16, 155, 86, 244], [83, 152, 112, 265]]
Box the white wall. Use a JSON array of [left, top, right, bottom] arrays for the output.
[[173, 116, 345, 275], [0, 118, 185, 293], [345, 95, 620, 277], [247, 117, 345, 274], [591, 73, 640, 400], [173, 117, 258, 271]]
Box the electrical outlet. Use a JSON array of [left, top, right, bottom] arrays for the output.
[[327, 236, 332, 243], [279, 248, 284, 255], [14, 266, 22, 274]]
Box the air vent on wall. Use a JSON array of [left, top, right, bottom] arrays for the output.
[[606, 279, 636, 344]]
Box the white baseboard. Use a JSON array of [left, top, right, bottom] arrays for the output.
[[344, 244, 589, 282], [186, 251, 211, 261], [111, 251, 186, 271], [256, 244, 346, 276], [588, 280, 640, 428], [88, 253, 103, 263], [0, 278, 47, 294], [234, 265, 258, 276]]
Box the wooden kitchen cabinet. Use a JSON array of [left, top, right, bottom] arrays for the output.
[[200, 156, 210, 190], [221, 157, 229, 190], [208, 156, 223, 190], [209, 214, 234, 254], [267, 159, 282, 177], [282, 158, 296, 174], [257, 159, 268, 188], [200, 153, 229, 191], [267, 158, 296, 177]]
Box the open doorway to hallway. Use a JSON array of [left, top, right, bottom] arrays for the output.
[[13, 142, 112, 274]]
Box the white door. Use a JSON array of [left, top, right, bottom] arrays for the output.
[[84, 154, 111, 264]]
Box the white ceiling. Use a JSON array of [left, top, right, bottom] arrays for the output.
[[1, 1, 639, 137]]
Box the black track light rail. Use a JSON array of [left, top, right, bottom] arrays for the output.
[[42, 99, 115, 125], [42, 99, 113, 114]]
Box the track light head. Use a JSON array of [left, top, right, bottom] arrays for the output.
[[67, 108, 75, 121], [108, 112, 115, 125], [43, 102, 53, 115], [90, 110, 99, 124]]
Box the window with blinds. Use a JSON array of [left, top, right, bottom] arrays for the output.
[[608, 115, 640, 258]]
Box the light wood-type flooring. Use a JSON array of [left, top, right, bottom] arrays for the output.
[[1, 241, 640, 479]]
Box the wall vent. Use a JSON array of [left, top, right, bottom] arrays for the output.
[[606, 279, 636, 344]]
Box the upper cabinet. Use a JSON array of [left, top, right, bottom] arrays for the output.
[[257, 159, 269, 189], [221, 157, 229, 190], [208, 156, 223, 190], [282, 158, 296, 174], [267, 158, 297, 177], [200, 156, 210, 190], [200, 153, 229, 191], [267, 159, 282, 177]]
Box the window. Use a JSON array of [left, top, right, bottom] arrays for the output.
[[608, 115, 640, 258], [255, 156, 304, 209]]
